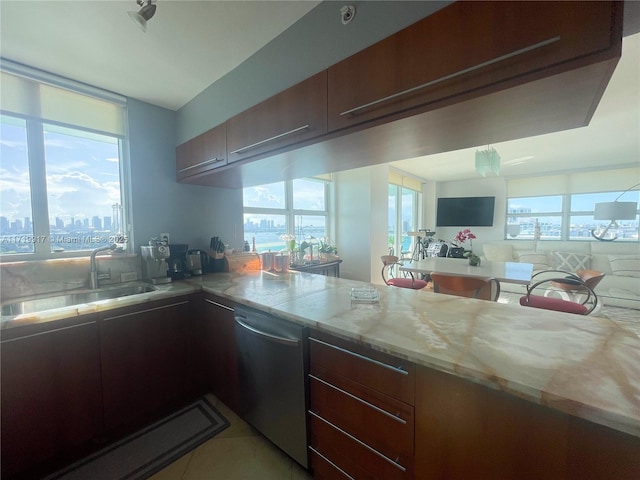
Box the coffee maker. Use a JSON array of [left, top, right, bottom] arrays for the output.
[[140, 244, 171, 284], [167, 243, 189, 280]]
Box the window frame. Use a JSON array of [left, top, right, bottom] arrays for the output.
[[243, 178, 331, 252], [0, 113, 129, 262], [388, 183, 421, 257], [506, 191, 639, 241]]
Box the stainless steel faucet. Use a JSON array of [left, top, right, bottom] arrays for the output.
[[90, 244, 117, 289]]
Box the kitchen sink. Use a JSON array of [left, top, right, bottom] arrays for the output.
[[1, 283, 158, 316]]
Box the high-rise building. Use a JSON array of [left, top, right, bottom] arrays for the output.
[[92, 216, 102, 229]]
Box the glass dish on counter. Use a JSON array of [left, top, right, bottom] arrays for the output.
[[350, 286, 380, 304]]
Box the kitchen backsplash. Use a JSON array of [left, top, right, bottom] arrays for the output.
[[0, 254, 141, 302]]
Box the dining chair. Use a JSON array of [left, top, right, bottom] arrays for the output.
[[520, 271, 598, 315], [381, 255, 429, 290], [545, 269, 605, 304], [430, 272, 500, 301]]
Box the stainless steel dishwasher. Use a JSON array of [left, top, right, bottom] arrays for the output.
[[234, 305, 309, 468]]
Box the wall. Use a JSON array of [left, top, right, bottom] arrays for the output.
[[431, 177, 507, 252], [335, 164, 388, 283], [176, 1, 452, 144], [127, 99, 243, 253]]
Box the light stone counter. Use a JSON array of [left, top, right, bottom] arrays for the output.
[[1, 281, 199, 328], [2, 270, 638, 438], [197, 271, 640, 439]]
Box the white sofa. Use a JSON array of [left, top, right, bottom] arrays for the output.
[[481, 240, 640, 309]]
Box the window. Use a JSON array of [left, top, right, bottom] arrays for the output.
[[388, 174, 421, 257], [507, 195, 563, 239], [570, 191, 639, 240], [0, 66, 127, 259], [243, 178, 330, 252], [506, 192, 639, 241]]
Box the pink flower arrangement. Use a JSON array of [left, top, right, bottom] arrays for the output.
[[454, 228, 476, 246]]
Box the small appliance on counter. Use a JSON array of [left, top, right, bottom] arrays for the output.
[[186, 249, 206, 276], [140, 243, 171, 284], [167, 243, 189, 280]]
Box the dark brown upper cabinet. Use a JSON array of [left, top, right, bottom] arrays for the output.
[[226, 71, 327, 163], [327, 1, 622, 132], [176, 122, 227, 181]]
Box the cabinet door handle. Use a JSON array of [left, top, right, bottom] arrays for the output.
[[204, 298, 234, 312], [102, 301, 189, 322], [0, 320, 96, 343], [309, 411, 407, 472], [339, 36, 561, 116], [308, 446, 355, 480], [309, 337, 409, 375], [177, 157, 225, 173], [310, 374, 407, 424], [229, 124, 310, 154]]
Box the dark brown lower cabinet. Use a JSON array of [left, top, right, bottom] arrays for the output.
[[414, 365, 640, 480], [0, 316, 103, 479], [309, 332, 640, 480], [308, 331, 415, 480], [194, 292, 240, 413], [99, 296, 193, 433]]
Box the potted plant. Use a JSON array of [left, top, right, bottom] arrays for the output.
[[454, 228, 477, 251], [319, 238, 338, 262], [467, 253, 481, 266]]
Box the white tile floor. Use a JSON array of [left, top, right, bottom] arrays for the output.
[[149, 394, 312, 480]]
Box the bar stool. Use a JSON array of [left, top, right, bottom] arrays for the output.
[[381, 255, 428, 290]]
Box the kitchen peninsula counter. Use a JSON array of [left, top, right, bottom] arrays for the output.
[[2, 270, 638, 439], [193, 271, 639, 440]]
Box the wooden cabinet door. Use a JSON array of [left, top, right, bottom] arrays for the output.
[[176, 122, 227, 181], [415, 365, 640, 480], [0, 317, 103, 478], [99, 297, 192, 432], [227, 71, 327, 163], [196, 293, 240, 412], [328, 1, 621, 132]]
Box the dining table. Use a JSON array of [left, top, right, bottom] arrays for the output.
[[399, 257, 534, 286]]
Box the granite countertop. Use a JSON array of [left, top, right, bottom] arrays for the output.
[[2, 270, 638, 438], [196, 271, 639, 439], [0, 281, 199, 328]]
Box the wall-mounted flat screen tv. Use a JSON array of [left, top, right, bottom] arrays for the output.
[[436, 196, 495, 227]]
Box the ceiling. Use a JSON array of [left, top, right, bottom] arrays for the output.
[[1, 1, 638, 183], [0, 0, 320, 110]]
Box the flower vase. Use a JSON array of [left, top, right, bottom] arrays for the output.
[[468, 254, 481, 266]]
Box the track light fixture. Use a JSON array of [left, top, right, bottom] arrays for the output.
[[128, 0, 157, 32]]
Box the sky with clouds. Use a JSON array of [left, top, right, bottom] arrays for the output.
[[0, 117, 121, 229]]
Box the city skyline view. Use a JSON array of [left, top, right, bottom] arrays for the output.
[[0, 116, 122, 230]]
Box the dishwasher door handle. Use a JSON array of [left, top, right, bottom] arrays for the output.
[[234, 316, 300, 346]]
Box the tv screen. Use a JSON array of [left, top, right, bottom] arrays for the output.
[[436, 196, 495, 227]]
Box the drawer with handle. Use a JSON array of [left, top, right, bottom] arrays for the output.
[[309, 373, 414, 468], [310, 410, 412, 480], [309, 334, 415, 404]]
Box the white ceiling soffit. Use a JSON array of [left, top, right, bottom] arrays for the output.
[[389, 32, 640, 183], [0, 0, 320, 111]]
